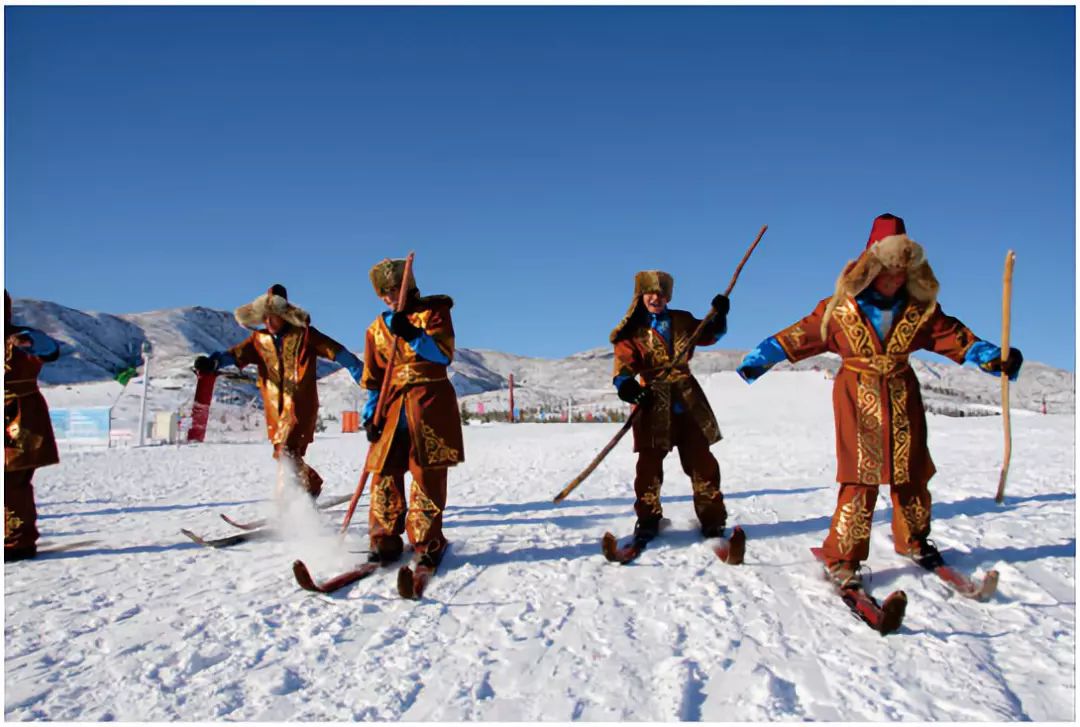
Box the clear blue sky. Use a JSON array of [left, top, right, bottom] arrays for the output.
[[5, 6, 1075, 369]]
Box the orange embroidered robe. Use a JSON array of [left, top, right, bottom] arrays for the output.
[[361, 297, 464, 473], [5, 337, 59, 472], [612, 309, 723, 452], [774, 296, 979, 486], [228, 326, 349, 451]]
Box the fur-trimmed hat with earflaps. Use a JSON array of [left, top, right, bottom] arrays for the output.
[[820, 213, 939, 338], [610, 270, 675, 343], [234, 284, 311, 330], [369, 258, 418, 298]]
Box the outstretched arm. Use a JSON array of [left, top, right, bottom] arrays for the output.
[[738, 298, 832, 383], [12, 327, 61, 362], [924, 305, 1022, 381]]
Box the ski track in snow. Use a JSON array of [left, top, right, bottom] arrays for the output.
[[4, 372, 1074, 720]]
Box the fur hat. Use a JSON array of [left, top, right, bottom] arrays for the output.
[[369, 258, 418, 298], [609, 270, 675, 343], [820, 214, 939, 338], [234, 284, 311, 330]]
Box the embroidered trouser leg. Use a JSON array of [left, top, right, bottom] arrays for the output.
[[889, 481, 932, 555], [821, 483, 879, 565], [405, 460, 448, 565], [368, 433, 409, 560], [673, 414, 726, 533], [633, 449, 666, 526], [4, 468, 38, 556]]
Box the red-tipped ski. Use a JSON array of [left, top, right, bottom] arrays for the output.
[[922, 562, 999, 601], [292, 559, 380, 594], [712, 526, 746, 565], [601, 531, 647, 564], [811, 548, 906, 636], [397, 564, 434, 600], [220, 493, 354, 531]]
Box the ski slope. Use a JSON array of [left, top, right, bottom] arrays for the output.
[[4, 372, 1074, 720]]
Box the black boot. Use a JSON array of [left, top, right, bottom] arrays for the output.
[[908, 538, 945, 570], [633, 518, 660, 543]]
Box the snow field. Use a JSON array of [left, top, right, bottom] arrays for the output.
[[4, 372, 1074, 720]]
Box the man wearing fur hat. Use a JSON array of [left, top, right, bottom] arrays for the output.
[[737, 213, 1023, 587], [195, 284, 364, 498], [610, 270, 731, 543], [361, 258, 462, 570], [5, 290, 62, 561]]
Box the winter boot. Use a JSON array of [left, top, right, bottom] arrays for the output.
[[824, 559, 863, 590], [906, 538, 945, 570], [632, 517, 661, 544]]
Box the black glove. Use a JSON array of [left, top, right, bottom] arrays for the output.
[[711, 294, 730, 317], [617, 378, 651, 406], [984, 348, 1024, 380], [193, 355, 218, 374], [364, 421, 383, 443], [389, 312, 423, 339]]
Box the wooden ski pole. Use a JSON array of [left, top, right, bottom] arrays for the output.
[[553, 224, 767, 504], [994, 250, 1015, 504], [340, 252, 415, 533]]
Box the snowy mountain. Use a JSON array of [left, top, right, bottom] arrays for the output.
[[10, 298, 1074, 435]]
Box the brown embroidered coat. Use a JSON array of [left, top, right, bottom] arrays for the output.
[[613, 309, 723, 452], [228, 325, 350, 451], [5, 335, 60, 472], [774, 296, 979, 486], [362, 297, 464, 473]]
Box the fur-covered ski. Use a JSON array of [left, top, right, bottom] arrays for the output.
[[711, 526, 747, 565], [396, 545, 449, 600], [35, 539, 103, 555], [219, 493, 354, 531], [811, 548, 906, 636], [292, 559, 381, 594], [180, 527, 276, 548], [601, 531, 649, 564], [912, 557, 999, 601]]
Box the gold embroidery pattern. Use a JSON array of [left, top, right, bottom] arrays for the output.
[[900, 498, 930, 536], [640, 482, 662, 516], [834, 301, 877, 356], [5, 507, 24, 538], [421, 422, 459, 465], [886, 302, 927, 354], [691, 477, 720, 501], [835, 491, 873, 554], [641, 329, 670, 365], [650, 381, 673, 452], [856, 375, 884, 484], [406, 484, 441, 542], [889, 376, 911, 483], [371, 475, 401, 532], [784, 324, 807, 349]]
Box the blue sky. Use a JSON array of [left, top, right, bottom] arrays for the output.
[[4, 6, 1075, 369]]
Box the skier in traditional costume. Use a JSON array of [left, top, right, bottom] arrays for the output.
[[195, 284, 364, 498], [610, 271, 732, 543], [737, 213, 1023, 587], [361, 258, 463, 572], [5, 291, 62, 561]]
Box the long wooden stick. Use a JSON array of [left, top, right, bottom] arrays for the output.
[[553, 224, 767, 504], [340, 252, 416, 533], [994, 250, 1015, 504]]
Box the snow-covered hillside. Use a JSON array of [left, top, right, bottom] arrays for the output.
[[3, 371, 1073, 720], [11, 297, 1075, 438]]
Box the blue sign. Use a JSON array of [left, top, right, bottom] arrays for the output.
[[49, 407, 111, 444]]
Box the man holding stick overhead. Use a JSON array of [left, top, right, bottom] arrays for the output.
[[738, 213, 1021, 601], [361, 258, 463, 591]]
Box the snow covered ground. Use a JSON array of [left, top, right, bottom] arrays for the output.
[[4, 372, 1074, 721]]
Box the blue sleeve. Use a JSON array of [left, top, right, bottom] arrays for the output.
[[362, 390, 379, 425], [613, 374, 633, 391], [737, 336, 787, 383], [964, 340, 1021, 381], [209, 351, 237, 369], [18, 328, 60, 361], [407, 334, 450, 365], [335, 348, 365, 385]]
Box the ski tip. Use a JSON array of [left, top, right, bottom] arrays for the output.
[[292, 560, 319, 591], [977, 570, 1001, 601], [397, 565, 416, 599], [878, 590, 908, 636]]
